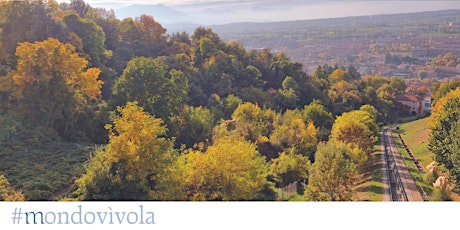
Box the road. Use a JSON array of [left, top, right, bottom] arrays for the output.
[[382, 127, 424, 201]]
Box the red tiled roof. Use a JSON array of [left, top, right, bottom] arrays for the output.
[[395, 94, 424, 103]]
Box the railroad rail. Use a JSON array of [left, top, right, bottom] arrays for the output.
[[382, 127, 409, 201]]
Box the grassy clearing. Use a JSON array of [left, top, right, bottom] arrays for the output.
[[0, 123, 94, 200], [0, 141, 93, 200], [397, 117, 433, 168], [354, 144, 384, 201]]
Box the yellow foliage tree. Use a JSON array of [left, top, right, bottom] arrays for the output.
[[105, 102, 172, 180], [161, 137, 268, 201], [3, 38, 103, 137], [331, 110, 378, 156], [0, 175, 25, 201], [74, 102, 175, 200], [270, 110, 317, 158], [13, 38, 102, 100], [329, 69, 346, 82]]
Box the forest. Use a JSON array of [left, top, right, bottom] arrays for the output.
[[0, 0, 459, 201]]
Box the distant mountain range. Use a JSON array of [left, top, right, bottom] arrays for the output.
[[88, 1, 460, 33]]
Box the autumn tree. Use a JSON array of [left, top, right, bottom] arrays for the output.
[[158, 137, 268, 201], [432, 80, 460, 103], [0, 1, 65, 68], [74, 102, 175, 200], [331, 110, 378, 156], [0, 175, 25, 201], [113, 15, 167, 74], [329, 68, 346, 83], [304, 141, 358, 201], [166, 32, 192, 55], [328, 79, 362, 113], [4, 38, 102, 138], [430, 52, 460, 68], [429, 88, 460, 189], [228, 102, 264, 142], [270, 109, 317, 159]]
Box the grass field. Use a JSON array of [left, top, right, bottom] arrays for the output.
[[0, 140, 94, 200], [397, 117, 433, 168], [0, 121, 94, 200]]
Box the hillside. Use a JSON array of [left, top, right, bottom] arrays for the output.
[[398, 118, 433, 168], [396, 117, 460, 201], [0, 122, 94, 200], [1, 1, 459, 202]]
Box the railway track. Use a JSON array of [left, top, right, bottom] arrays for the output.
[[382, 127, 409, 201]]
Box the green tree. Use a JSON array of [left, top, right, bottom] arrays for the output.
[[359, 104, 378, 122], [171, 106, 215, 149], [304, 141, 358, 201], [389, 77, 407, 95], [357, 75, 396, 122], [112, 57, 189, 125], [432, 80, 460, 104], [63, 13, 110, 67], [74, 102, 175, 200], [302, 101, 334, 141], [278, 76, 300, 109], [429, 88, 460, 188], [346, 65, 361, 81], [270, 150, 310, 188], [69, 0, 89, 17]]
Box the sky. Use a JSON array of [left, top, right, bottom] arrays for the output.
[[57, 1, 460, 25], [59, 0, 233, 6]]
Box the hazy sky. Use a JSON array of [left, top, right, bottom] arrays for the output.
[[58, 1, 460, 24], [60, 0, 460, 8], [60, 0, 224, 5]]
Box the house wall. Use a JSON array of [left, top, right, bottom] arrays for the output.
[[399, 100, 425, 117]]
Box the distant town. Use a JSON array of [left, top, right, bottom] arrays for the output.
[[212, 10, 460, 80]]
